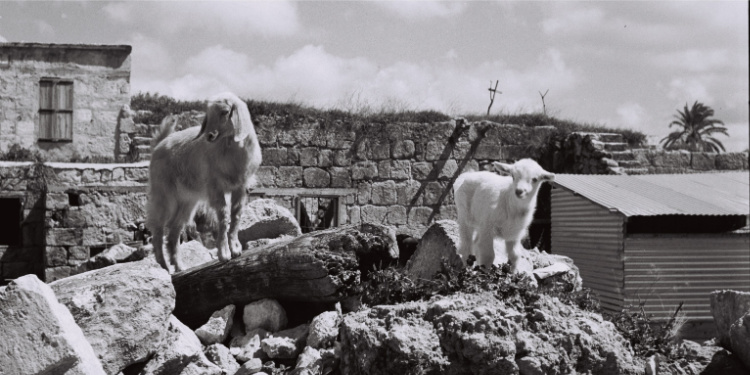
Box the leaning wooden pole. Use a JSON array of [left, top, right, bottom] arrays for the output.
[[171, 223, 398, 328]]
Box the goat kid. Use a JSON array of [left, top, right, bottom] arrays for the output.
[[147, 92, 262, 272], [454, 158, 554, 283]]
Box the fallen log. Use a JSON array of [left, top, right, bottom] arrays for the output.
[[172, 223, 398, 328]]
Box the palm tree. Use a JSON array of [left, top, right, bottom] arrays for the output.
[[660, 101, 728, 152]]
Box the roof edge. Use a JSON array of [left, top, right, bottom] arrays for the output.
[[0, 43, 132, 53]]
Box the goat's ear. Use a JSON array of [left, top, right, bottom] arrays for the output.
[[195, 115, 207, 140], [491, 162, 514, 176], [540, 172, 555, 182], [230, 97, 253, 146]]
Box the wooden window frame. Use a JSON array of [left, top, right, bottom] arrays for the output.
[[38, 77, 74, 142]]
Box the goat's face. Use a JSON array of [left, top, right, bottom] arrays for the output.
[[197, 92, 254, 146], [492, 159, 554, 200]]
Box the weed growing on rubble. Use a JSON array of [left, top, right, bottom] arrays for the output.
[[608, 301, 687, 358]]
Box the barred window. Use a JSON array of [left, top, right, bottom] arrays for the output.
[[39, 78, 74, 142]]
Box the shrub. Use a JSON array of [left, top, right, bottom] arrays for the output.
[[130, 92, 205, 124], [607, 302, 686, 358]]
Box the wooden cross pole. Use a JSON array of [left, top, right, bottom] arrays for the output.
[[487, 80, 501, 116], [539, 89, 549, 116]]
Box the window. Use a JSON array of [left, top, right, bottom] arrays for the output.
[[297, 196, 339, 233], [39, 78, 74, 142]]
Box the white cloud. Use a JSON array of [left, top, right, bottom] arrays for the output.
[[35, 20, 54, 36], [667, 78, 713, 103], [650, 49, 731, 72], [131, 44, 579, 116], [104, 1, 300, 37], [0, 35, 7, 43], [375, 1, 467, 20], [102, 3, 133, 23], [542, 7, 605, 35], [616, 102, 651, 131]]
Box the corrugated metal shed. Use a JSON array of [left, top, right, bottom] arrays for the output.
[[553, 172, 749, 217]]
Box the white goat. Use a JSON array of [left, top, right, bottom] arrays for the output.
[[453, 159, 554, 280], [147, 92, 262, 272]]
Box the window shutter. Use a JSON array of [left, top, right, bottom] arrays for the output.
[[38, 79, 73, 141]]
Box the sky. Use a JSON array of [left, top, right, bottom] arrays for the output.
[[1, 1, 748, 151]]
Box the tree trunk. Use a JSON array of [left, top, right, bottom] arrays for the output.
[[171, 223, 398, 328]]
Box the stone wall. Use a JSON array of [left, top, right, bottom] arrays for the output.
[[251, 117, 550, 237], [0, 43, 132, 161], [633, 149, 749, 174], [0, 161, 149, 284]]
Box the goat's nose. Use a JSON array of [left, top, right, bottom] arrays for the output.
[[515, 189, 524, 197]]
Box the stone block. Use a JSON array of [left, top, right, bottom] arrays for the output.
[[408, 207, 433, 226], [319, 149, 333, 167], [0, 274, 106, 375], [396, 180, 423, 206], [276, 166, 303, 188], [262, 148, 288, 167], [255, 166, 277, 187], [299, 148, 320, 167], [330, 167, 352, 188], [437, 159, 459, 180], [357, 182, 372, 205], [288, 148, 301, 165], [411, 161, 433, 180], [100, 169, 112, 183], [307, 311, 341, 349], [55, 169, 82, 185], [371, 181, 397, 205], [378, 160, 411, 180], [361, 205, 388, 223], [196, 305, 236, 346], [386, 205, 408, 225], [424, 181, 449, 205], [124, 167, 149, 182], [112, 168, 124, 181], [333, 150, 352, 166], [391, 140, 415, 159], [68, 246, 89, 264], [46, 193, 69, 210], [244, 299, 288, 333], [119, 117, 136, 133], [351, 161, 378, 180], [303, 167, 331, 188], [82, 227, 107, 246], [452, 141, 471, 160], [425, 141, 447, 161], [46, 228, 81, 246], [347, 206, 361, 225], [710, 290, 750, 349], [474, 140, 503, 160], [45, 246, 68, 267]]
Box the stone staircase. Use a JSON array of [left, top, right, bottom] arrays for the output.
[[574, 132, 650, 175]]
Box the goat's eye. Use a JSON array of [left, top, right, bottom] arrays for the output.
[[532, 178, 539, 183]]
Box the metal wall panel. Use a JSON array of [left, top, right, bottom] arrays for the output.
[[551, 187, 626, 313], [624, 235, 750, 320]]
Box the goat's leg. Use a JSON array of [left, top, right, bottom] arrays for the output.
[[457, 221, 475, 265], [506, 239, 537, 286], [209, 191, 232, 262], [475, 232, 495, 267], [166, 202, 197, 272], [227, 188, 246, 258], [151, 226, 168, 270]]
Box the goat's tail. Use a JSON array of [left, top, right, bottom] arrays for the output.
[[151, 115, 177, 149]]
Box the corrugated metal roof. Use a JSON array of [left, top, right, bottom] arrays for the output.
[[553, 171, 749, 217]]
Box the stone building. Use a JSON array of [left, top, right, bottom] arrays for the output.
[[0, 43, 132, 161]]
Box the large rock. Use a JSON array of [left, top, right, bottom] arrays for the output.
[[137, 315, 222, 375], [177, 240, 217, 270], [340, 292, 643, 375], [230, 328, 270, 363], [195, 304, 235, 345], [528, 247, 583, 292], [307, 311, 340, 349], [71, 242, 141, 275], [238, 198, 302, 245], [404, 220, 464, 280], [0, 275, 106, 375], [50, 259, 175, 374], [204, 343, 240, 374], [243, 298, 288, 333], [729, 312, 750, 371], [710, 290, 750, 349], [261, 324, 310, 359]]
